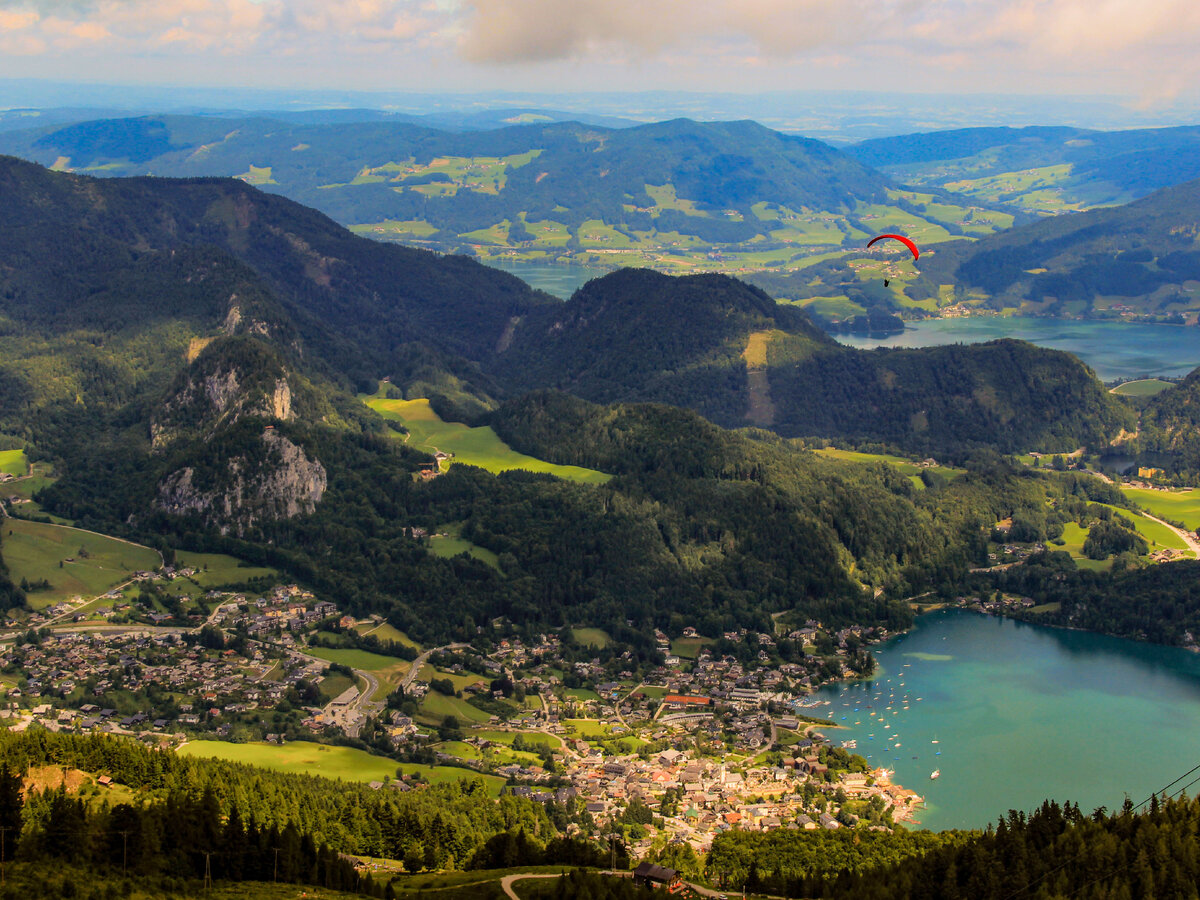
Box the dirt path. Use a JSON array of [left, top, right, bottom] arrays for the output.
[[742, 331, 776, 428]]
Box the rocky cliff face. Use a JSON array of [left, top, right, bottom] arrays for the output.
[[156, 427, 326, 535], [152, 335, 299, 450]]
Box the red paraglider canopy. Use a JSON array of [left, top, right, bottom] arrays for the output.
[[867, 233, 920, 261]]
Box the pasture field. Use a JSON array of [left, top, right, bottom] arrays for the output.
[[358, 622, 420, 649], [0, 449, 26, 476], [563, 719, 612, 739], [670, 637, 711, 660], [171, 551, 279, 589], [1099, 503, 1187, 552], [351, 219, 439, 239], [814, 447, 922, 474], [417, 665, 489, 692], [1122, 488, 1200, 532], [429, 524, 501, 571], [1, 519, 160, 609], [307, 646, 406, 672], [570, 627, 610, 649], [178, 740, 398, 782], [418, 691, 494, 725], [645, 183, 707, 216], [1111, 379, 1174, 397], [469, 728, 565, 750], [365, 394, 610, 484], [179, 740, 506, 795], [318, 673, 356, 703]]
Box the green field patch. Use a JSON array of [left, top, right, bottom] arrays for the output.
[[563, 719, 612, 739], [408, 182, 460, 197], [1, 519, 160, 609], [318, 672, 356, 703], [365, 394, 610, 484], [576, 219, 636, 249], [434, 740, 483, 761], [855, 203, 953, 244], [308, 646, 407, 672], [351, 219, 439, 239], [179, 740, 504, 795], [0, 449, 26, 476], [1111, 379, 1173, 397], [814, 447, 923, 475], [790, 295, 865, 321], [171, 551, 278, 589], [571, 627, 610, 648], [418, 691, 494, 725], [429, 523, 501, 571], [644, 183, 708, 217], [359, 622, 420, 649], [459, 220, 511, 245], [1121, 488, 1200, 531], [670, 636, 711, 659], [178, 740, 399, 782], [469, 728, 565, 750], [238, 165, 276, 185], [521, 218, 571, 247], [418, 664, 490, 692]]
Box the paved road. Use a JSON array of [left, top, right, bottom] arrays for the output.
[[501, 872, 562, 899]]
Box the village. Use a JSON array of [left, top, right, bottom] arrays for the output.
[[0, 569, 927, 851]]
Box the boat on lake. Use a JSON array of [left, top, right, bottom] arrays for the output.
[[930, 769, 941, 780]]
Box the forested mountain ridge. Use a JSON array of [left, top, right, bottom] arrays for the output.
[[0, 157, 1138, 642], [487, 268, 1133, 452], [0, 153, 550, 385], [907, 176, 1200, 319]]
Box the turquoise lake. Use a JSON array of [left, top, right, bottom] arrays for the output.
[[836, 318, 1200, 383], [809, 609, 1200, 831]]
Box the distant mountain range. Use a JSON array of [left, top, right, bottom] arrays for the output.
[[909, 176, 1200, 320], [849, 124, 1200, 212]]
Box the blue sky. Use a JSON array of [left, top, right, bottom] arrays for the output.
[[0, 0, 1196, 109]]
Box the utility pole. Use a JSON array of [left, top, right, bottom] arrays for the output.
[[120, 830, 129, 876], [273, 847, 281, 883], [0, 825, 7, 887], [203, 852, 212, 894]]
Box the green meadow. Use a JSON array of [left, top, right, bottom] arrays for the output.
[[178, 740, 505, 795], [306, 646, 411, 700], [1, 518, 161, 609], [1121, 488, 1200, 532], [570, 627, 611, 649], [1111, 379, 1174, 397], [170, 551, 279, 590], [428, 523, 502, 570], [0, 449, 26, 476], [364, 393, 610, 484]]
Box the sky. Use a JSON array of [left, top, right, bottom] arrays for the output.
[[0, 0, 1198, 108]]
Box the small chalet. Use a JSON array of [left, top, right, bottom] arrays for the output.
[[632, 861, 680, 890]]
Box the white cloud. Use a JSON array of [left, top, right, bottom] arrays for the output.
[[0, 0, 1196, 100]]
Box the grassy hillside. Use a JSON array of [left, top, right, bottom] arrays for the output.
[[1, 518, 160, 608], [365, 391, 609, 483]]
